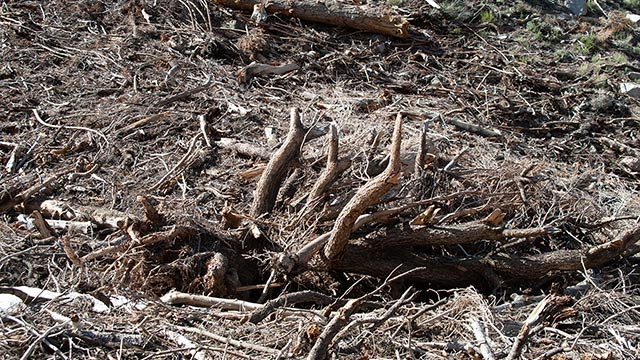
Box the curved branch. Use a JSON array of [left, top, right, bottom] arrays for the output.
[[251, 108, 305, 217], [323, 113, 403, 264], [305, 124, 351, 211]]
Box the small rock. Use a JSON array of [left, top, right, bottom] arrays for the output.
[[0, 294, 23, 316], [626, 13, 640, 23], [225, 19, 246, 30], [620, 83, 640, 98], [620, 156, 640, 172], [629, 72, 640, 81], [565, 0, 586, 16]]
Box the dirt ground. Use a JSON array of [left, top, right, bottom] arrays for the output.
[[1, 0, 639, 359]]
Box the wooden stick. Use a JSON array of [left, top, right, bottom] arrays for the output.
[[6, 315, 68, 360], [175, 325, 282, 355], [251, 108, 306, 216], [323, 113, 403, 264], [160, 290, 263, 311], [306, 298, 362, 360], [115, 112, 170, 135], [163, 330, 211, 360], [29, 210, 57, 238], [74, 329, 144, 349], [60, 236, 83, 267], [216, 138, 271, 159], [414, 120, 430, 177], [448, 117, 501, 137], [154, 75, 213, 107], [334, 287, 415, 348], [213, 0, 409, 38], [1, 166, 97, 213], [306, 268, 417, 359], [237, 62, 299, 84], [305, 124, 351, 211], [470, 319, 496, 360], [505, 296, 549, 360], [248, 290, 337, 324], [33, 109, 109, 145], [149, 133, 203, 192]]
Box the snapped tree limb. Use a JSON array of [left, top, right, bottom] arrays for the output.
[[251, 108, 306, 217], [305, 124, 351, 212], [323, 113, 403, 264]]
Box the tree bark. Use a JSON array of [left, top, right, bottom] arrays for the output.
[[366, 221, 550, 248]]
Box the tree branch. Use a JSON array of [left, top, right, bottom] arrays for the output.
[[251, 108, 306, 217], [323, 113, 403, 264]]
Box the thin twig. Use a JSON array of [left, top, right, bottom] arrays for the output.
[[149, 133, 203, 192], [33, 109, 109, 145], [175, 325, 282, 356]]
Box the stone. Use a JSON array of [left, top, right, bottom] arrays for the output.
[[620, 157, 640, 172], [620, 82, 640, 98], [565, 0, 586, 16], [590, 92, 614, 111], [626, 13, 640, 23], [0, 294, 23, 316]]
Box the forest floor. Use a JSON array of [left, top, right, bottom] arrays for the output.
[[1, 0, 639, 359]]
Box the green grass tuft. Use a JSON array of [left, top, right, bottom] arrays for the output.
[[480, 10, 494, 24]]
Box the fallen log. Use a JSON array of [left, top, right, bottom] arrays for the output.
[[332, 224, 640, 291], [212, 0, 409, 38], [366, 221, 552, 248]]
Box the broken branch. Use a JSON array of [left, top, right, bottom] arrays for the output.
[[323, 113, 403, 264], [251, 108, 306, 217], [305, 124, 351, 211], [237, 62, 299, 85]]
